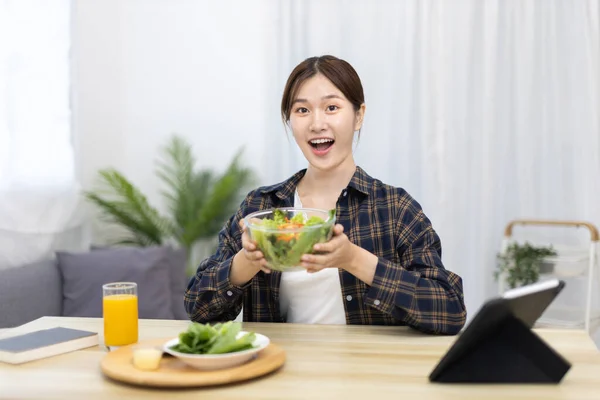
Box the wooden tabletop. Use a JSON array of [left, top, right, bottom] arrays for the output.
[[1, 317, 599, 399]]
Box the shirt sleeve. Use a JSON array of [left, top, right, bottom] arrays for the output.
[[183, 192, 253, 323], [365, 195, 467, 335]]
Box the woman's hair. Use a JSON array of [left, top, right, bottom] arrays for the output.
[[280, 55, 365, 124]]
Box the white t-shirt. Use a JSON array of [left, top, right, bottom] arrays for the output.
[[278, 190, 347, 324]]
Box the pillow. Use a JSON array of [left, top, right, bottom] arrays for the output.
[[0, 258, 62, 328], [56, 246, 174, 320], [166, 246, 189, 320], [91, 245, 189, 320]]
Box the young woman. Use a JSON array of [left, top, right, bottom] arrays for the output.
[[184, 55, 467, 335]]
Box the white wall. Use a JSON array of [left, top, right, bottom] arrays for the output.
[[72, 0, 281, 241]]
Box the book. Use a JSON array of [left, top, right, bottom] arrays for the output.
[[0, 327, 99, 365]]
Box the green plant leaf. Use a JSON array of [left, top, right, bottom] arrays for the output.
[[155, 135, 197, 240], [179, 148, 255, 249], [84, 134, 255, 270], [83, 169, 172, 246], [495, 241, 557, 289]]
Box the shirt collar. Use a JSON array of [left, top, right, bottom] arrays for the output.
[[260, 166, 373, 199]]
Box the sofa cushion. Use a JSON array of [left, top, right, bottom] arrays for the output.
[[91, 245, 188, 320], [0, 259, 62, 328], [56, 246, 174, 320], [166, 247, 188, 320]]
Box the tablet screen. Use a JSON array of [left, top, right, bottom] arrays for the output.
[[502, 279, 564, 328], [502, 279, 561, 299]]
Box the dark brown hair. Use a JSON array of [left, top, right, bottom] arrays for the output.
[[280, 55, 365, 124]]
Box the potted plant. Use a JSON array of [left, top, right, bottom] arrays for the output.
[[495, 241, 558, 289], [83, 134, 255, 276]]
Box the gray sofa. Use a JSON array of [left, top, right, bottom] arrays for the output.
[[0, 258, 63, 328], [0, 245, 191, 329]]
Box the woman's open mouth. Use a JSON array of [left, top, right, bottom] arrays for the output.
[[309, 138, 334, 155]]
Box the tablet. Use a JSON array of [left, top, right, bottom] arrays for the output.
[[502, 279, 566, 328], [428, 279, 565, 382]]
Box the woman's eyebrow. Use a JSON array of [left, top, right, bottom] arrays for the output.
[[292, 94, 343, 105]]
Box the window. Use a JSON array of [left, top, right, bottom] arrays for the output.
[[0, 0, 74, 189]]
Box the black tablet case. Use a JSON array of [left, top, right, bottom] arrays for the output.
[[429, 281, 571, 384]]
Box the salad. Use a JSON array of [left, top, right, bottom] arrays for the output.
[[246, 208, 336, 271], [169, 321, 256, 355]]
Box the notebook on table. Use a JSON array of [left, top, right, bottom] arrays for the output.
[[0, 327, 99, 365]]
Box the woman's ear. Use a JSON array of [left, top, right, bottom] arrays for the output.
[[354, 103, 366, 131]]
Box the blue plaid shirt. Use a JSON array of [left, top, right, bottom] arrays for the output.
[[184, 166, 467, 334]]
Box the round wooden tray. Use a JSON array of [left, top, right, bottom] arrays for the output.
[[100, 338, 286, 388]]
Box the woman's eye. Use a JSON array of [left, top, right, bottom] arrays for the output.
[[327, 105, 339, 112], [296, 107, 309, 114]]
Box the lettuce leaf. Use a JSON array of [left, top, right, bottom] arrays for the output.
[[170, 321, 256, 355]]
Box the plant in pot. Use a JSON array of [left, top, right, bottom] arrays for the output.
[[494, 241, 558, 290], [83, 134, 255, 276]]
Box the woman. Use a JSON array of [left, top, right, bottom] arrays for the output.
[[184, 55, 467, 335]]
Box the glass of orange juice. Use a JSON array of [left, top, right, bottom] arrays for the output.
[[103, 282, 139, 347]]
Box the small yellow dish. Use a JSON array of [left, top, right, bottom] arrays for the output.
[[132, 345, 163, 371]]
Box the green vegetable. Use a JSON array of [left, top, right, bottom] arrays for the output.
[[170, 321, 256, 355], [249, 208, 336, 271]]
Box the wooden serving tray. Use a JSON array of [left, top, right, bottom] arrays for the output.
[[100, 338, 286, 388]]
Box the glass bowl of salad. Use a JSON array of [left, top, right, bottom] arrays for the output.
[[243, 207, 336, 272]]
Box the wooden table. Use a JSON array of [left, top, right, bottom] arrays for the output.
[[1, 317, 599, 399]]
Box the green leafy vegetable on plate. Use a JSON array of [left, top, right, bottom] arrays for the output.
[[170, 321, 256, 355]]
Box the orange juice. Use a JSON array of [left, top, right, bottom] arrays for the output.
[[103, 294, 138, 346]]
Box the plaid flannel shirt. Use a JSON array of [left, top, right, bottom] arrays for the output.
[[184, 166, 467, 334]]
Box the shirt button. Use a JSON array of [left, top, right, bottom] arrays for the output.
[[346, 295, 352, 301], [343, 191, 347, 197], [226, 290, 233, 297], [374, 299, 381, 306]]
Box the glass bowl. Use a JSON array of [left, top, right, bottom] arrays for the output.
[[243, 207, 336, 272]]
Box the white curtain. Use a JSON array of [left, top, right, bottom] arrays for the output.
[[0, 0, 85, 269], [3, 0, 599, 321], [265, 0, 600, 318]]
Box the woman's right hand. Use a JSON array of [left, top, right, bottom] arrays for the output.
[[239, 220, 271, 274]]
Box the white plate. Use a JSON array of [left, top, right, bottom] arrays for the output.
[[162, 331, 270, 371]]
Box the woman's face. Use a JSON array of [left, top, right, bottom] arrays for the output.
[[289, 73, 365, 173]]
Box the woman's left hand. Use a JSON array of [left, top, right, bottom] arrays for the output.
[[300, 224, 356, 273]]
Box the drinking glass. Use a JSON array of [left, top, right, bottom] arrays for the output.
[[103, 282, 139, 347]]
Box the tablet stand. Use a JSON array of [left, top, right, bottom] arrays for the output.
[[433, 314, 571, 383]]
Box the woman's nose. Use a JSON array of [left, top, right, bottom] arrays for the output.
[[309, 112, 327, 132]]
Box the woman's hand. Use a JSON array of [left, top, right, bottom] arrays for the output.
[[230, 221, 271, 286], [239, 220, 271, 274], [300, 224, 356, 273]]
